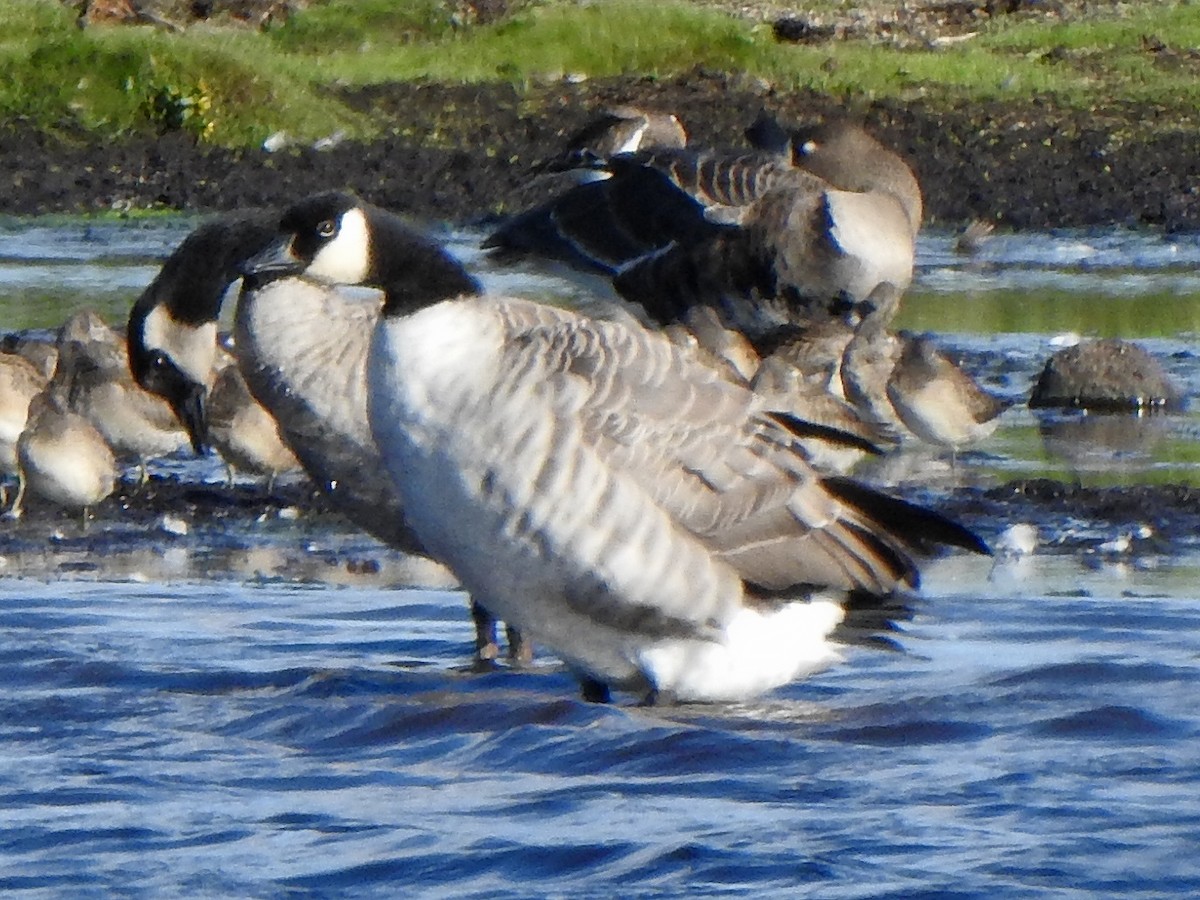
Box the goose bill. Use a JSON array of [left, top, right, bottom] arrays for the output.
[[242, 238, 301, 283]]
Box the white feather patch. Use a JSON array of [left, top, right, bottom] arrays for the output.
[[308, 207, 371, 285], [639, 599, 846, 702], [141, 304, 219, 388]]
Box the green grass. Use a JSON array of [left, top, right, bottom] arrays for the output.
[[1, 0, 1197, 147], [896, 288, 1200, 340]]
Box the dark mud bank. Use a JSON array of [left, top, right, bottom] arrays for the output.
[[4, 70, 1199, 230]]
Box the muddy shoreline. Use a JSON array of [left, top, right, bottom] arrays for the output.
[[3, 69, 1199, 231]]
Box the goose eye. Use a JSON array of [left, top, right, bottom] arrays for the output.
[[316, 219, 337, 238], [800, 139, 818, 156]]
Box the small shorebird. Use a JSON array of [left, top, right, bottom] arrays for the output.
[[57, 309, 189, 478], [13, 350, 117, 519], [0, 352, 50, 508], [206, 362, 302, 489]]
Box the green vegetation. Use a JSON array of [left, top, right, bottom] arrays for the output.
[[897, 287, 1200, 340], [1, 0, 1198, 146]]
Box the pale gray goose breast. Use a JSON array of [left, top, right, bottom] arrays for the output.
[[274, 192, 989, 702], [232, 275, 421, 549]]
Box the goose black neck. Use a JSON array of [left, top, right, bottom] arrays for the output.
[[133, 211, 281, 328], [371, 211, 482, 318]]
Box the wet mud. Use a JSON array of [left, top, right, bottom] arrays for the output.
[[1, 453, 1193, 590], [2, 68, 1199, 231]]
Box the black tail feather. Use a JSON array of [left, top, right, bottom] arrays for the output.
[[768, 411, 883, 456], [824, 476, 991, 557]]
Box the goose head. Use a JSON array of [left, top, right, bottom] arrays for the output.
[[126, 211, 280, 453], [242, 191, 481, 315]]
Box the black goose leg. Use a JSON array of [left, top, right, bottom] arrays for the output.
[[505, 623, 534, 666], [579, 677, 612, 704], [470, 600, 500, 665]]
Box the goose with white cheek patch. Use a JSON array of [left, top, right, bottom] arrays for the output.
[[486, 119, 921, 359], [248, 191, 990, 705], [127, 210, 530, 665]]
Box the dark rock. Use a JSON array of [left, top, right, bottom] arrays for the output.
[[772, 17, 836, 44], [1029, 338, 1183, 411]]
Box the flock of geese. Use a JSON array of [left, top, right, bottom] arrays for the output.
[[1, 107, 1003, 704]]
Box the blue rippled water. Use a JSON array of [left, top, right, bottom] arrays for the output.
[[3, 554, 1199, 898]]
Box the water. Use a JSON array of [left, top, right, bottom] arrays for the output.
[[1, 219, 1199, 896]]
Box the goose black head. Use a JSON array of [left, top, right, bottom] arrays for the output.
[[242, 191, 367, 288], [245, 191, 481, 316], [126, 211, 280, 455]]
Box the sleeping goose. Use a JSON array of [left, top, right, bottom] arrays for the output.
[[248, 191, 989, 704], [126, 211, 529, 664], [485, 120, 920, 354]]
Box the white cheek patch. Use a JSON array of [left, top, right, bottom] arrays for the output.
[[308, 207, 371, 285], [142, 304, 220, 388]]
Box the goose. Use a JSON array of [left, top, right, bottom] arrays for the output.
[[126, 211, 530, 664], [745, 114, 923, 234], [485, 119, 921, 354], [127, 210, 283, 451], [500, 106, 690, 218], [533, 105, 688, 173], [13, 341, 117, 518], [247, 191, 989, 704]]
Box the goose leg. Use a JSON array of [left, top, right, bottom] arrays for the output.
[[579, 677, 612, 704], [4, 470, 26, 520], [505, 624, 534, 667], [470, 599, 501, 664]]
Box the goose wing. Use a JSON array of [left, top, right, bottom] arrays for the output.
[[490, 301, 983, 599]]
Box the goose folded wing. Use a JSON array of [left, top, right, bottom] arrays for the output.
[[495, 306, 983, 602]]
